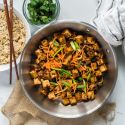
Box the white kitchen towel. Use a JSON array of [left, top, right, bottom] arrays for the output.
[[92, 0, 125, 47]]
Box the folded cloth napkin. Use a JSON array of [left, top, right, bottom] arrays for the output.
[[92, 0, 125, 48], [2, 81, 116, 125]]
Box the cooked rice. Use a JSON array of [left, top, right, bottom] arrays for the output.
[[0, 9, 26, 64]]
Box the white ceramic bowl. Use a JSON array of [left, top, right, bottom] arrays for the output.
[[0, 3, 31, 71]]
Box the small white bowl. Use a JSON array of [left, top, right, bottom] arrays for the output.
[[0, 3, 31, 71]]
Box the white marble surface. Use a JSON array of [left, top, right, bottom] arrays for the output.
[[0, 0, 125, 125]]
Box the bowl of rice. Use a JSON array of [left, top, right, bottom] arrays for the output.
[[0, 3, 31, 71]]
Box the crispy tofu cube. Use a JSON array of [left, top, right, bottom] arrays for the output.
[[58, 35, 66, 43], [72, 69, 79, 78], [91, 62, 97, 70], [87, 37, 93, 43], [100, 65, 108, 72], [60, 92, 66, 98], [62, 98, 70, 106], [82, 93, 87, 101], [93, 43, 100, 50], [89, 84, 97, 91], [33, 78, 41, 85], [67, 92, 72, 98], [87, 91, 95, 100], [62, 29, 72, 38], [97, 59, 105, 65], [48, 92, 56, 100], [65, 46, 73, 54], [91, 77, 97, 83], [42, 80, 50, 88], [50, 70, 57, 79], [82, 72, 87, 79], [35, 49, 42, 55], [30, 70, 38, 78], [95, 70, 102, 76], [69, 97, 77, 105], [75, 92, 82, 101], [40, 89, 47, 96], [63, 55, 72, 65], [75, 35, 84, 44]]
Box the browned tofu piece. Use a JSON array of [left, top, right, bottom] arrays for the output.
[[91, 62, 97, 70], [82, 72, 88, 79], [87, 37, 93, 44], [60, 92, 66, 98], [50, 70, 57, 79], [75, 35, 84, 44], [82, 93, 87, 101], [87, 91, 95, 100], [33, 78, 41, 85], [65, 46, 73, 54], [99, 65, 108, 72], [93, 43, 100, 50], [62, 98, 70, 106], [42, 80, 50, 88], [97, 59, 105, 65], [91, 76, 97, 83], [67, 91, 72, 98], [75, 92, 82, 101], [72, 69, 79, 78], [62, 29, 72, 38], [40, 89, 47, 96], [30, 70, 38, 78], [35, 49, 42, 55], [95, 70, 102, 76], [48, 92, 56, 100], [63, 55, 72, 65], [41, 39, 49, 47], [37, 53, 46, 61], [58, 35, 66, 43], [89, 84, 97, 91], [69, 97, 77, 105]]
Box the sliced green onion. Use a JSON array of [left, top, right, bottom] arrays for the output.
[[62, 81, 71, 87], [70, 42, 76, 50], [83, 79, 87, 93], [53, 40, 59, 47], [87, 73, 91, 81], [77, 85, 84, 89], [50, 82, 58, 86], [53, 45, 65, 57], [51, 68, 72, 77], [74, 41, 80, 50]]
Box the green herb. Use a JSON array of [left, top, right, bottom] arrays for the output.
[[70, 42, 76, 50], [53, 45, 65, 57], [51, 68, 72, 77], [77, 85, 84, 89], [50, 82, 58, 86], [87, 73, 91, 81], [27, 0, 56, 24], [62, 81, 71, 87], [77, 77, 83, 82], [74, 41, 80, 50], [77, 79, 87, 93], [53, 40, 59, 47], [83, 79, 87, 93], [70, 41, 80, 51]]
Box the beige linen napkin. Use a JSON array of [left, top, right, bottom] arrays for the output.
[[2, 81, 116, 125]]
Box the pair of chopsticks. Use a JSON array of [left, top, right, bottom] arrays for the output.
[[3, 0, 19, 84]]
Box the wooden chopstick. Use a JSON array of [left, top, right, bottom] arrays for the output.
[[9, 0, 19, 81], [3, 0, 19, 84]]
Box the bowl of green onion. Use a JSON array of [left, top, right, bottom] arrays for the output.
[[23, 0, 60, 26]]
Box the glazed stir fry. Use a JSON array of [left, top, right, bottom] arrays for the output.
[[30, 29, 108, 106]]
